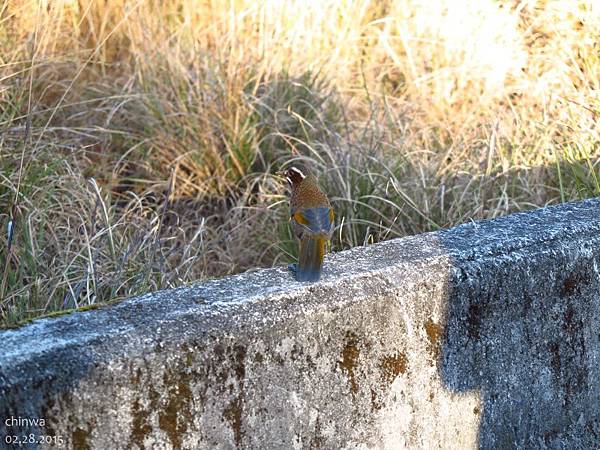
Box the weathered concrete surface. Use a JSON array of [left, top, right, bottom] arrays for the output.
[[1, 199, 599, 449]]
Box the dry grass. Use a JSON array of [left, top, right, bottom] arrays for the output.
[[1, 0, 598, 327]]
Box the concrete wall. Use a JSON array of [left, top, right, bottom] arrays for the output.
[[1, 199, 599, 449]]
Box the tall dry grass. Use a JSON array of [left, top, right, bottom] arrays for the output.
[[1, 0, 598, 326]]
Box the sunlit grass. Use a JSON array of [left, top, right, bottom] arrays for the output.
[[0, 0, 598, 327]]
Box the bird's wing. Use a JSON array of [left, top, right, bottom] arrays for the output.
[[291, 207, 334, 235]]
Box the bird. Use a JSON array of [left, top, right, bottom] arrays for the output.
[[279, 166, 334, 282]]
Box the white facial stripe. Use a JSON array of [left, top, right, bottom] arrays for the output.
[[290, 167, 305, 179]]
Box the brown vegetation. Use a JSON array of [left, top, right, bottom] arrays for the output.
[[1, 0, 598, 326]]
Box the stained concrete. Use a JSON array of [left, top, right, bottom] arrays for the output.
[[1, 198, 599, 449]]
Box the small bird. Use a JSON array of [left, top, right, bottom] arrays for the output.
[[279, 166, 334, 282]]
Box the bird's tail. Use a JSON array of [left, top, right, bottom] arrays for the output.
[[296, 234, 327, 282]]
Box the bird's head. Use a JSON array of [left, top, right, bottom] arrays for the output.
[[278, 166, 306, 186]]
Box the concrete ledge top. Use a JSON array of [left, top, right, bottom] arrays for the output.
[[1, 198, 599, 365]]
